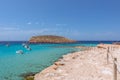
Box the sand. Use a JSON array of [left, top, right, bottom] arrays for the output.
[[34, 44, 120, 80]]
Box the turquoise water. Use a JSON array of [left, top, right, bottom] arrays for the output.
[[0, 41, 112, 80]]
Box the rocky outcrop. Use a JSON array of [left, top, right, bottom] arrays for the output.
[[29, 35, 76, 43], [113, 42, 120, 45], [19, 72, 36, 80]]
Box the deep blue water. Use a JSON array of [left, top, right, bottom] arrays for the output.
[[0, 41, 115, 80]]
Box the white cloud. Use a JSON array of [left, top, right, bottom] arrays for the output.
[[94, 32, 116, 36], [27, 22, 45, 25], [0, 28, 51, 40], [27, 22, 32, 25], [0, 28, 50, 36], [0, 27, 102, 41], [56, 24, 67, 26], [35, 22, 39, 24], [40, 22, 45, 26], [3, 27, 20, 30]]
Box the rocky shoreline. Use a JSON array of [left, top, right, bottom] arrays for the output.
[[33, 44, 120, 80]]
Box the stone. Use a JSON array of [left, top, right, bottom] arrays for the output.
[[19, 72, 37, 80]]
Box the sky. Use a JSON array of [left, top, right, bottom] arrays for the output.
[[0, 0, 120, 41]]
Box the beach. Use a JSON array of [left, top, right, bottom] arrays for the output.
[[0, 0, 119, 80], [34, 44, 120, 80]]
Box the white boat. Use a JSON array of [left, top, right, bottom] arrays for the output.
[[22, 43, 32, 51], [22, 43, 26, 47], [16, 50, 24, 54], [27, 47, 32, 51], [6, 44, 9, 47]]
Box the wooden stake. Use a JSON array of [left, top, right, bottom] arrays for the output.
[[107, 53, 109, 64], [113, 58, 117, 80], [107, 47, 109, 64]]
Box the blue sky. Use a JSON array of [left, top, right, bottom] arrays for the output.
[[0, 0, 120, 41]]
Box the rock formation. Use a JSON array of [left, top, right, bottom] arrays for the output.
[[113, 42, 120, 45], [29, 35, 76, 43]]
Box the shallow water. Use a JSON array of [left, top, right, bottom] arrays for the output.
[[0, 41, 113, 80]]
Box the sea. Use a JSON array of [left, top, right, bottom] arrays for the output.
[[0, 41, 116, 80]]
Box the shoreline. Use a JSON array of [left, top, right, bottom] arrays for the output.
[[24, 46, 83, 80], [33, 44, 120, 80]]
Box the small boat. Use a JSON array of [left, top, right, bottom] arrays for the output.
[[22, 43, 32, 51], [24, 45, 29, 48], [22, 43, 26, 47], [27, 47, 32, 51], [24, 45, 32, 51], [16, 50, 24, 54], [6, 43, 10, 47]]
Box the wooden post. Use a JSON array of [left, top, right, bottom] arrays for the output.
[[108, 47, 110, 53], [107, 53, 109, 64], [113, 58, 117, 80], [107, 47, 109, 64]]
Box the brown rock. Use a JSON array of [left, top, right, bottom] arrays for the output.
[[113, 42, 120, 45], [54, 62, 65, 66], [29, 35, 76, 43]]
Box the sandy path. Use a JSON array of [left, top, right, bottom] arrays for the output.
[[34, 44, 120, 80]]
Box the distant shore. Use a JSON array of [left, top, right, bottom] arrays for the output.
[[34, 44, 120, 80], [29, 35, 76, 43]]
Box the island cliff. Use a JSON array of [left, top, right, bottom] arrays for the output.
[[29, 35, 76, 43]]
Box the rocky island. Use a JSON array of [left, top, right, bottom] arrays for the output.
[[29, 35, 76, 43]]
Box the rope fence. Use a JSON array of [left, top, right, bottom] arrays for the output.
[[107, 46, 120, 80]]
